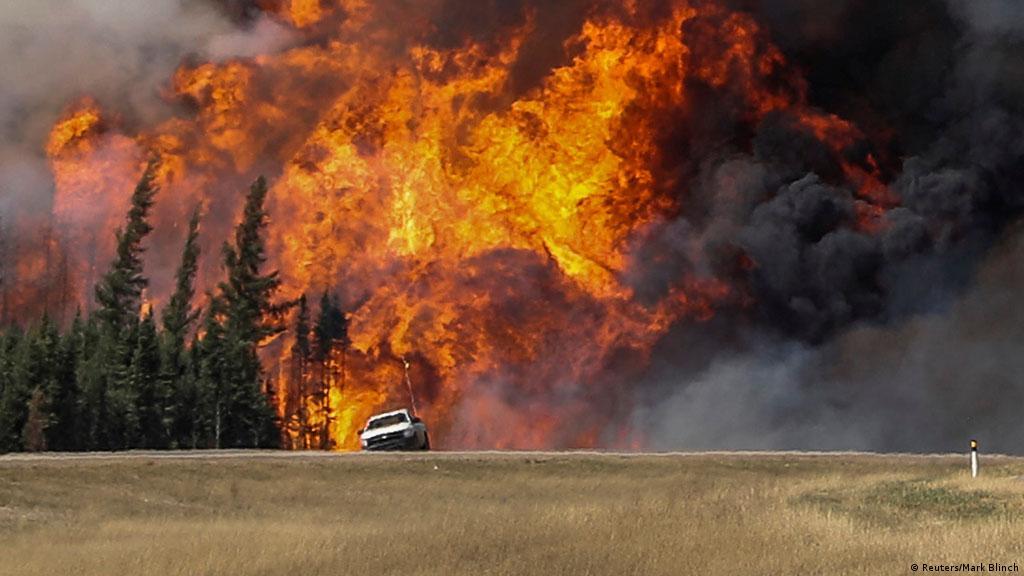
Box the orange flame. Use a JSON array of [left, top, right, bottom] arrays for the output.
[[41, 1, 893, 450]]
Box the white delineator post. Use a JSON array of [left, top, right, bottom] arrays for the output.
[[971, 439, 979, 478]]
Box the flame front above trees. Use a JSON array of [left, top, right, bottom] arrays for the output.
[[40, 1, 894, 450]]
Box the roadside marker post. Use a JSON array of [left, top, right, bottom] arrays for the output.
[[971, 439, 979, 478]]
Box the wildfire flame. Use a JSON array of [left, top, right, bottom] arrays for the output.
[[42, 0, 893, 450]]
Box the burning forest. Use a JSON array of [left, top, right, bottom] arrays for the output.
[[1, 0, 1023, 453]]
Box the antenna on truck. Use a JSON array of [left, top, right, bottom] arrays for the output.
[[401, 355, 420, 415]]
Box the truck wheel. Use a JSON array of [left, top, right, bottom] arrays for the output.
[[422, 433, 431, 451]]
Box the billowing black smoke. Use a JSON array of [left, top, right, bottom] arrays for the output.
[[634, 0, 1024, 453]]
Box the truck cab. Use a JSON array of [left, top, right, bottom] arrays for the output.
[[358, 409, 430, 451]]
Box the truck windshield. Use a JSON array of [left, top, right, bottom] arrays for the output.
[[367, 414, 408, 429]]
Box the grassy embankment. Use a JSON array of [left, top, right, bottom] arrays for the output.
[[2, 451, 1023, 575]]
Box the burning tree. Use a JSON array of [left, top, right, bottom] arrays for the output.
[[282, 291, 349, 450]]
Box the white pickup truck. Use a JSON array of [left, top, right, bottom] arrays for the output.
[[358, 409, 430, 451]]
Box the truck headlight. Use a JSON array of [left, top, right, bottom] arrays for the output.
[[403, 428, 415, 438]]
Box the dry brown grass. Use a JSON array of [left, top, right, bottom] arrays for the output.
[[1, 451, 1023, 575]]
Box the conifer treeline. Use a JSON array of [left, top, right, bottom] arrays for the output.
[[0, 164, 324, 452]]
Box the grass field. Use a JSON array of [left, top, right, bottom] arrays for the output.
[[2, 451, 1024, 575]]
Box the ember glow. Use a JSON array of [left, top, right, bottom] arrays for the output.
[[37, 0, 897, 450]]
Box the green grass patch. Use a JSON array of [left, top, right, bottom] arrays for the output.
[[867, 481, 1003, 519], [794, 479, 1024, 527]]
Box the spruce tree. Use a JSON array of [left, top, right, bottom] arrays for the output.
[[104, 319, 140, 449], [76, 314, 106, 450], [197, 297, 228, 448], [0, 328, 15, 438], [24, 315, 65, 452], [166, 345, 199, 449], [220, 176, 287, 344], [1, 317, 60, 452], [90, 160, 159, 450], [161, 207, 202, 448], [0, 327, 27, 452], [162, 207, 201, 344], [32, 313, 73, 451], [313, 292, 347, 362], [48, 310, 84, 451], [176, 334, 202, 449], [216, 177, 286, 448], [131, 310, 164, 448], [313, 292, 347, 449], [94, 161, 159, 332]]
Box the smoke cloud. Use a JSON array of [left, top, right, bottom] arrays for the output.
[[0, 0, 293, 216], [634, 0, 1024, 453], [642, 225, 1024, 454]]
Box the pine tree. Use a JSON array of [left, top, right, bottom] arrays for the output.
[[90, 160, 160, 450], [0, 317, 60, 452], [313, 292, 347, 362], [104, 320, 140, 449], [216, 177, 286, 448], [76, 314, 106, 450], [94, 161, 159, 333], [220, 176, 288, 344], [0, 327, 27, 452], [32, 313, 73, 452], [162, 207, 202, 344], [0, 328, 15, 433], [132, 310, 164, 448], [161, 207, 202, 448], [197, 297, 228, 448], [48, 310, 84, 451], [313, 292, 348, 449], [166, 343, 200, 449], [176, 334, 202, 449]]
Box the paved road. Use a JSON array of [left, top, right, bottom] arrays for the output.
[[0, 449, 1005, 463]]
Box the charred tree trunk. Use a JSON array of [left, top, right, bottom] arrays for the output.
[[320, 351, 331, 450]]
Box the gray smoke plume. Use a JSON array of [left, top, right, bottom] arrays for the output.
[[0, 0, 293, 217], [641, 224, 1024, 454]]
